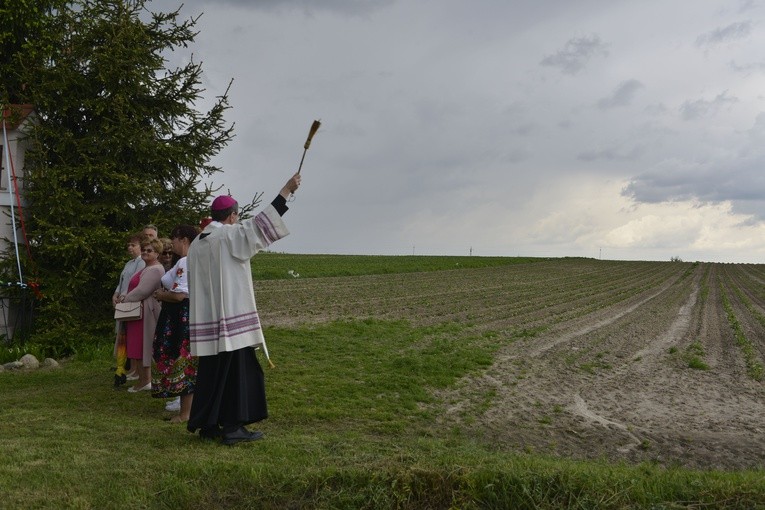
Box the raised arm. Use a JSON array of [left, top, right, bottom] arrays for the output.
[[279, 172, 301, 200]]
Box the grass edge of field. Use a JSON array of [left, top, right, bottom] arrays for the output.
[[1, 316, 764, 510]]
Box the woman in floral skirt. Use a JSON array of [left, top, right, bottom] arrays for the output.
[[151, 225, 199, 423]]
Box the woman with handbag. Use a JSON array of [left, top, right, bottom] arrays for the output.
[[112, 232, 145, 386], [120, 237, 165, 392], [151, 225, 199, 423]]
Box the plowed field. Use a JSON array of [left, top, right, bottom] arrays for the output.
[[256, 259, 765, 470]]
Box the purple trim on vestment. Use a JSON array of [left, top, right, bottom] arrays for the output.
[[254, 212, 279, 244], [190, 311, 262, 343]]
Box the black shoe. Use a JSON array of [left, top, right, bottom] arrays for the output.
[[221, 427, 264, 446], [114, 374, 127, 387], [199, 426, 223, 441]]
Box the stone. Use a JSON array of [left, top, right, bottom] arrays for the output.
[[43, 358, 60, 369], [3, 361, 23, 370], [19, 354, 40, 369]]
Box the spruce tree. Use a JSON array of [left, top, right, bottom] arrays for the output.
[[0, 0, 61, 104], [13, 0, 234, 351]]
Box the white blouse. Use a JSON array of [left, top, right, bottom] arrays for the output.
[[161, 257, 188, 294]]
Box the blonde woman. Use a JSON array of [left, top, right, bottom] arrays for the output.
[[159, 237, 175, 272], [121, 237, 165, 392], [112, 232, 145, 386]]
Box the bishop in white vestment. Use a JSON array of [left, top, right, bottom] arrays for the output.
[[186, 173, 301, 445]]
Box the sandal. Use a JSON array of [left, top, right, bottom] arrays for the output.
[[127, 383, 151, 393]]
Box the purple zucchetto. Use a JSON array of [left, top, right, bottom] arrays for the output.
[[211, 195, 237, 211]]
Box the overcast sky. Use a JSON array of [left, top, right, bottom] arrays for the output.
[[171, 0, 765, 262]]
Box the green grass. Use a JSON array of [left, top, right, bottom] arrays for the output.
[[720, 283, 765, 381], [266, 319, 499, 430], [687, 356, 709, 370], [2, 318, 764, 508], [685, 341, 709, 371], [579, 360, 612, 374], [252, 252, 543, 279]]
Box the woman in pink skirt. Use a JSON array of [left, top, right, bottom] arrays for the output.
[[121, 237, 165, 392]]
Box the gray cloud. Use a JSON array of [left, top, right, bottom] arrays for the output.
[[578, 144, 645, 162], [623, 158, 765, 219], [540, 35, 609, 75], [623, 167, 718, 203], [695, 21, 752, 48], [621, 114, 765, 219], [597, 79, 644, 109], [730, 59, 765, 73], [502, 147, 532, 164], [181, 0, 392, 15], [679, 91, 738, 120], [510, 123, 536, 137], [738, 0, 756, 13]]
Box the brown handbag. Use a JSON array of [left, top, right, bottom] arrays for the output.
[[114, 301, 142, 321]]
